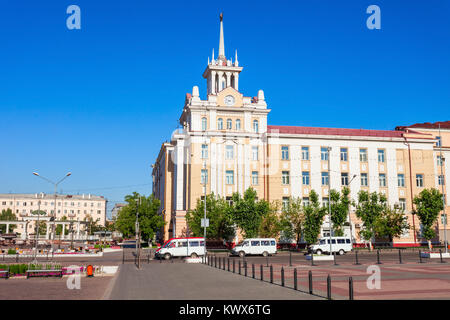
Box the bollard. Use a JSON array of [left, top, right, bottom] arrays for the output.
[[419, 250, 424, 263], [440, 249, 446, 263], [281, 267, 285, 287], [308, 270, 313, 294], [252, 263, 255, 278], [244, 261, 247, 277], [266, 254, 269, 267], [354, 250, 361, 265], [270, 265, 273, 283], [238, 260, 241, 275], [219, 257, 221, 269], [233, 259, 235, 273], [228, 258, 230, 272], [148, 252, 150, 264], [260, 264, 263, 281], [215, 256, 217, 268], [398, 249, 403, 264], [349, 277, 354, 300], [333, 252, 338, 266], [294, 268, 297, 290], [289, 249, 292, 267], [376, 249, 382, 264], [311, 252, 315, 266], [223, 257, 226, 270], [327, 274, 331, 300]]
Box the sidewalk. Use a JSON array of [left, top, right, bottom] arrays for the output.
[[107, 263, 323, 300]]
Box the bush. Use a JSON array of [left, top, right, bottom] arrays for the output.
[[7, 249, 16, 255]]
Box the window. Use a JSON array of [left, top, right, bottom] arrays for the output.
[[341, 173, 349, 186], [360, 149, 368, 162], [322, 197, 329, 208], [252, 146, 258, 161], [201, 169, 208, 185], [361, 173, 368, 187], [226, 119, 232, 129], [226, 196, 233, 206], [379, 174, 386, 187], [282, 171, 290, 185], [321, 172, 329, 186], [302, 197, 310, 207], [437, 156, 443, 166], [302, 171, 310, 185], [337, 239, 345, 244], [378, 149, 385, 163], [201, 117, 207, 131], [398, 174, 405, 187], [218, 118, 223, 130], [416, 174, 424, 187], [270, 240, 276, 246], [236, 119, 241, 130], [253, 120, 259, 133], [251, 241, 260, 246], [201, 144, 208, 159], [190, 241, 199, 247], [261, 240, 270, 246], [436, 136, 442, 147], [226, 170, 234, 184], [321, 147, 329, 161], [282, 197, 289, 211], [399, 198, 406, 211], [178, 241, 188, 248], [252, 171, 259, 185], [439, 175, 445, 186], [97, 210, 101, 214], [340, 148, 348, 161], [225, 145, 234, 159], [281, 146, 289, 160], [302, 147, 309, 160]]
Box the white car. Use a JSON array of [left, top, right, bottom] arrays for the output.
[[155, 237, 205, 260], [231, 238, 277, 257], [310, 237, 352, 255]]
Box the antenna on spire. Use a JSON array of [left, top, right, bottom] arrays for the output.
[[218, 12, 225, 59]]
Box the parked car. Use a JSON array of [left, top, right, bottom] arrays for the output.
[[230, 238, 277, 257], [155, 237, 205, 260], [309, 237, 352, 255]]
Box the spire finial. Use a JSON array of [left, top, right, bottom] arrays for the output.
[[218, 12, 225, 59]]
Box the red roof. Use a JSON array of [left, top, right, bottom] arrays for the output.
[[267, 125, 405, 138], [395, 121, 450, 130]]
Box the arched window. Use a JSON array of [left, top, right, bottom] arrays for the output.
[[253, 120, 259, 133], [218, 118, 223, 130], [236, 119, 241, 130], [201, 117, 207, 131], [226, 119, 232, 130]]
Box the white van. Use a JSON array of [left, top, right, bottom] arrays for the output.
[[155, 237, 205, 260], [310, 237, 352, 255], [231, 238, 277, 257]]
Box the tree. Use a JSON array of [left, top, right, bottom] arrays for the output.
[[83, 214, 102, 235], [354, 191, 387, 250], [375, 205, 410, 243], [186, 193, 234, 240], [115, 192, 164, 242], [55, 216, 69, 236], [303, 190, 327, 245], [280, 197, 304, 245], [259, 201, 282, 238], [229, 188, 270, 238], [35, 221, 47, 236], [0, 209, 17, 233], [413, 188, 444, 249], [329, 187, 351, 236]]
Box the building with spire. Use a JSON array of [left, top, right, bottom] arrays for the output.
[[152, 14, 449, 247]]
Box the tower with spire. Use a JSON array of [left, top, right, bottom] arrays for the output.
[[203, 13, 243, 95]]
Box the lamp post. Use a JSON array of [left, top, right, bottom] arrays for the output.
[[438, 124, 447, 253], [33, 172, 71, 255], [32, 200, 41, 264]]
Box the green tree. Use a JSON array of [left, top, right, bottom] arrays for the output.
[[413, 188, 444, 249], [259, 201, 282, 238], [328, 187, 351, 236], [55, 216, 69, 236], [115, 192, 164, 242], [83, 214, 102, 235], [280, 197, 304, 245], [354, 191, 387, 250], [0, 209, 17, 233], [229, 188, 270, 238], [35, 221, 47, 236], [375, 205, 410, 243], [303, 190, 327, 245], [186, 193, 235, 240]]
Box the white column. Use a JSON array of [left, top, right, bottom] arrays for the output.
[[218, 71, 224, 91], [234, 73, 239, 91], [76, 222, 80, 239], [62, 223, 65, 239], [226, 72, 231, 88], [45, 223, 49, 239], [175, 140, 186, 211], [211, 71, 216, 94], [6, 223, 9, 233]]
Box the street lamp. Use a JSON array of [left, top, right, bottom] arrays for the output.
[[32, 200, 41, 264], [33, 171, 71, 255]]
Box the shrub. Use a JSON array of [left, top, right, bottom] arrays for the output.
[[8, 249, 16, 255]]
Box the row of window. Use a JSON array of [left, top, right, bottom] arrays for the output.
[[281, 197, 408, 211], [1, 201, 103, 208], [202, 117, 259, 133], [14, 209, 102, 214], [280, 146, 387, 162], [201, 170, 259, 185], [201, 144, 260, 160]]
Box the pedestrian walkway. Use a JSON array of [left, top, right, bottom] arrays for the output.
[[107, 263, 323, 300]]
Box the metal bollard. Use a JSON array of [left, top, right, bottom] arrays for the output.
[[376, 249, 382, 264], [244, 261, 247, 277], [270, 265, 273, 283], [294, 268, 297, 290], [260, 264, 263, 281], [349, 277, 354, 300], [354, 250, 361, 265], [398, 249, 403, 264], [215, 256, 217, 268], [333, 252, 338, 266], [419, 250, 424, 263], [219, 257, 221, 269], [238, 260, 241, 275], [308, 270, 313, 294], [228, 258, 230, 271], [233, 259, 235, 273], [252, 263, 255, 278], [281, 267, 285, 287], [266, 254, 269, 267], [223, 257, 226, 270], [327, 274, 331, 300], [289, 249, 292, 267], [440, 249, 446, 263]]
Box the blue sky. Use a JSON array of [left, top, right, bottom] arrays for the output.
[[0, 0, 449, 216]]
